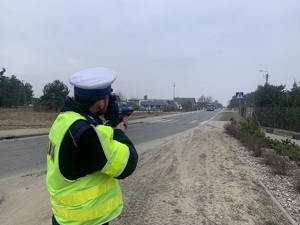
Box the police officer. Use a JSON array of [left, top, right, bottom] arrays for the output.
[[46, 67, 138, 225]]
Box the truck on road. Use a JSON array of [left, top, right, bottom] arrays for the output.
[[206, 103, 215, 111]]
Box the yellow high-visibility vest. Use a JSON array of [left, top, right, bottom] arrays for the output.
[[46, 111, 130, 225]]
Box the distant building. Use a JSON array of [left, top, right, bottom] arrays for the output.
[[174, 97, 197, 110], [174, 97, 196, 105], [139, 99, 175, 111], [127, 96, 196, 111], [127, 98, 140, 110]]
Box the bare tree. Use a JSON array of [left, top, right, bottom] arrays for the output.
[[197, 94, 213, 109]]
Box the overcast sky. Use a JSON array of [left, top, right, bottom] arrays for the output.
[[1, 0, 299, 106]]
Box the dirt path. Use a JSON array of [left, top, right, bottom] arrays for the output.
[[0, 171, 51, 225], [0, 123, 291, 225], [112, 124, 290, 225]]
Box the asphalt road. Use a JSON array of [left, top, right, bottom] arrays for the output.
[[126, 109, 221, 144], [0, 109, 220, 180], [0, 136, 47, 179]]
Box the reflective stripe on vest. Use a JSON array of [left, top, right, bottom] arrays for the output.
[[53, 194, 122, 222], [94, 125, 130, 177], [51, 178, 118, 205], [46, 111, 129, 224]]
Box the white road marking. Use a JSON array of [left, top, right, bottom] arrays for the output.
[[187, 120, 198, 124], [149, 119, 201, 125]]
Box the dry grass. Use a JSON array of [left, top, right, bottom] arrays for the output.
[[0, 107, 175, 130], [213, 110, 240, 121], [0, 107, 58, 129]]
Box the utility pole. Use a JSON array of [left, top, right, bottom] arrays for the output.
[[264, 72, 269, 84], [17, 80, 27, 106], [173, 82, 175, 100], [260, 70, 270, 85]]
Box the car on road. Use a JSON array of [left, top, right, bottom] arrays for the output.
[[206, 103, 215, 111], [138, 106, 148, 112]]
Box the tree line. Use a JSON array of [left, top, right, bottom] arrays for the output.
[[0, 68, 69, 111], [0, 73, 218, 112], [228, 80, 300, 132], [1, 68, 226, 112], [0, 69, 34, 107]]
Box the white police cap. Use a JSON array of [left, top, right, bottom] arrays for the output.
[[69, 67, 117, 96]]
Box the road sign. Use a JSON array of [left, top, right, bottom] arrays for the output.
[[236, 92, 244, 99]]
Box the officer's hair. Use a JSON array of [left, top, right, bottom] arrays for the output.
[[74, 92, 107, 108]]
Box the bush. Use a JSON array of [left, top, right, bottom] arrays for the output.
[[224, 116, 297, 175], [225, 118, 266, 157], [245, 135, 267, 157], [262, 149, 277, 166], [224, 120, 248, 141], [224, 121, 238, 136], [239, 117, 265, 138], [294, 171, 300, 192], [271, 155, 290, 175], [264, 137, 300, 166]]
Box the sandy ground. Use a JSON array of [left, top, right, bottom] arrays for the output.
[[0, 122, 291, 225]]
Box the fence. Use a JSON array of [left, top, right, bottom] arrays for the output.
[[243, 107, 300, 133]]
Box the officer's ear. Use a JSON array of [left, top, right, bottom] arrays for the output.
[[96, 99, 105, 111], [97, 95, 109, 111]]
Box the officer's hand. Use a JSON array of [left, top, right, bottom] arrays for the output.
[[114, 116, 128, 132], [122, 116, 129, 129]]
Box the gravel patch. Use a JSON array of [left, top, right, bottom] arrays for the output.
[[225, 135, 300, 224]]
